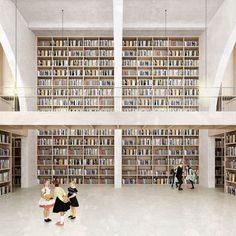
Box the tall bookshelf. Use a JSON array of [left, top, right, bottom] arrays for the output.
[[12, 138, 21, 187], [215, 137, 224, 187], [0, 130, 12, 196], [122, 128, 199, 184], [37, 128, 114, 184], [122, 37, 199, 111], [225, 131, 236, 195], [37, 37, 114, 112]]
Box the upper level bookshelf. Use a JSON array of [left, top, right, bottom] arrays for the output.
[[122, 37, 199, 112], [37, 37, 114, 112], [0, 130, 12, 196], [37, 36, 199, 112]]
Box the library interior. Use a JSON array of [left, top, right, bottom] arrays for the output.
[[0, 0, 236, 235]]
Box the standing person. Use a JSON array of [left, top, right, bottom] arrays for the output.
[[170, 166, 178, 188], [176, 163, 183, 191], [186, 165, 196, 189], [68, 180, 79, 220], [52, 180, 70, 227], [38, 179, 55, 223]]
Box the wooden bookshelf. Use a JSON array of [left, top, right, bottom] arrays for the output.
[[122, 37, 199, 111], [12, 138, 21, 187], [37, 128, 114, 184], [215, 137, 224, 187], [0, 130, 12, 196], [225, 131, 236, 195], [122, 128, 199, 184], [37, 37, 114, 112]]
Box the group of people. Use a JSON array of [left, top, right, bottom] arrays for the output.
[[171, 164, 197, 191], [38, 179, 79, 227]]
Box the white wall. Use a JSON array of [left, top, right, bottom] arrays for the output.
[[221, 46, 236, 96], [0, 44, 14, 96], [0, 0, 37, 188]]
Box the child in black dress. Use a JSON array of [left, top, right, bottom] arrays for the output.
[[68, 180, 79, 220]]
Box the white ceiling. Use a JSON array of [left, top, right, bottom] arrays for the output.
[[14, 0, 225, 31]]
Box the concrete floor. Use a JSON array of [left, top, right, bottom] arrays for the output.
[[0, 185, 235, 236]]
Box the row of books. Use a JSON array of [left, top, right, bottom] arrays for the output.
[[38, 39, 114, 47], [226, 161, 236, 169], [123, 88, 199, 96], [38, 98, 114, 106], [123, 99, 197, 107], [215, 150, 224, 156], [226, 172, 236, 182], [0, 133, 11, 144], [38, 59, 114, 67], [38, 79, 114, 86], [38, 129, 114, 136], [122, 69, 199, 76], [226, 134, 236, 144], [38, 49, 114, 57], [0, 185, 10, 196], [122, 129, 199, 136], [13, 167, 21, 175], [38, 69, 114, 77], [123, 148, 198, 156], [13, 139, 21, 148], [38, 138, 114, 146], [226, 146, 236, 156], [0, 160, 10, 169], [123, 138, 198, 146], [122, 59, 198, 67], [0, 148, 10, 156], [226, 186, 236, 195], [122, 50, 199, 57], [0, 172, 9, 182], [13, 177, 21, 185], [123, 78, 198, 86], [122, 39, 198, 47]]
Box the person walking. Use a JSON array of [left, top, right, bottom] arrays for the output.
[[52, 180, 70, 227], [176, 163, 183, 191], [186, 165, 196, 189]]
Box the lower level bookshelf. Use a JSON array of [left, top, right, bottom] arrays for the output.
[[0, 130, 12, 196], [122, 128, 199, 185], [37, 128, 199, 185]]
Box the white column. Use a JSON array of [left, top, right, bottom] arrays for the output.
[[113, 0, 123, 112], [21, 130, 37, 188], [199, 130, 215, 188], [114, 129, 122, 188]]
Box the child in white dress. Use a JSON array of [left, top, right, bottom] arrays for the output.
[[39, 179, 55, 222]]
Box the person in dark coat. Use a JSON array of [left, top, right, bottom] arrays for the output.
[[68, 180, 79, 220], [170, 166, 178, 188], [176, 163, 183, 191]]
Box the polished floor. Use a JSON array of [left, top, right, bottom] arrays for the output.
[[0, 185, 235, 236]]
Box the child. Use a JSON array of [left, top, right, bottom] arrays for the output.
[[68, 180, 79, 220], [52, 180, 70, 227], [38, 179, 55, 223], [186, 165, 196, 189]]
